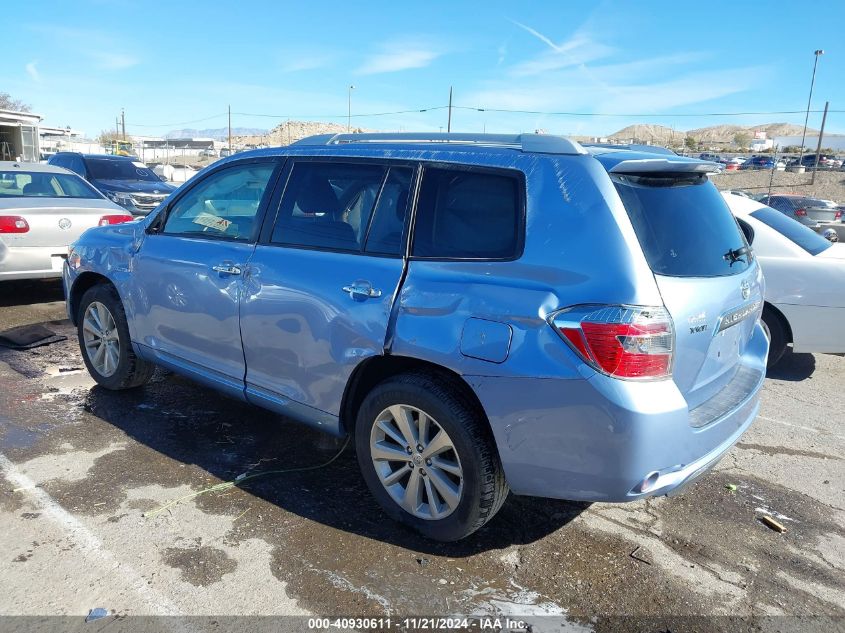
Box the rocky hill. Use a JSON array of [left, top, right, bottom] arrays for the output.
[[233, 120, 373, 147], [610, 122, 820, 146]]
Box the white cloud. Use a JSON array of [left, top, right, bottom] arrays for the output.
[[357, 40, 442, 75], [90, 52, 139, 71], [279, 53, 335, 73], [29, 25, 139, 71], [25, 61, 40, 82]]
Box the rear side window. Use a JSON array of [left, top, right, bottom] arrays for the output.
[[750, 206, 831, 256], [412, 167, 522, 260], [614, 173, 750, 277]]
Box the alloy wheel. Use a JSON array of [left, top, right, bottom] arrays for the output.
[[369, 404, 464, 520], [82, 301, 120, 377]]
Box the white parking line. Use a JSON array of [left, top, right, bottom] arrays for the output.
[[758, 415, 845, 439], [0, 452, 180, 618]]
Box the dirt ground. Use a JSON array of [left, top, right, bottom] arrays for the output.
[[0, 280, 843, 633], [711, 169, 845, 203]]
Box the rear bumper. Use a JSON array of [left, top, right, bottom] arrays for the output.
[[0, 244, 68, 280], [468, 321, 768, 502]]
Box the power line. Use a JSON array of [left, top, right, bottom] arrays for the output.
[[127, 112, 229, 128], [454, 106, 844, 117], [232, 105, 449, 119]]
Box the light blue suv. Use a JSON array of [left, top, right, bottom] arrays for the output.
[[64, 133, 768, 541]]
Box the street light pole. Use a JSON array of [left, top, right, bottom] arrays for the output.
[[347, 85, 355, 132], [798, 49, 824, 162]]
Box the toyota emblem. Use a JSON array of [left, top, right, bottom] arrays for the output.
[[58, 218, 72, 230], [741, 280, 751, 300]]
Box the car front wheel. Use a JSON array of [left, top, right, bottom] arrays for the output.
[[77, 283, 154, 390], [355, 372, 508, 541]]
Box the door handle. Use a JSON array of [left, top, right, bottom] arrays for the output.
[[212, 263, 242, 275], [342, 281, 382, 299]]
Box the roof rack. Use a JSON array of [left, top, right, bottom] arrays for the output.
[[292, 132, 587, 155]]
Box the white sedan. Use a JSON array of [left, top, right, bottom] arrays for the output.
[[723, 192, 845, 366], [0, 162, 132, 280]]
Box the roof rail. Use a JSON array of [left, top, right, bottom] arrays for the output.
[[293, 132, 587, 155]]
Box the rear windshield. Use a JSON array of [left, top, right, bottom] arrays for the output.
[[0, 170, 103, 199], [613, 173, 751, 277], [86, 159, 160, 182], [750, 206, 832, 256]]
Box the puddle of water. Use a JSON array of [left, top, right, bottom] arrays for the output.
[[0, 418, 55, 450], [40, 365, 95, 400]]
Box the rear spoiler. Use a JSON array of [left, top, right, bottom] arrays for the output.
[[609, 158, 720, 174]]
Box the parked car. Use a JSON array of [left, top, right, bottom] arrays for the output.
[[0, 162, 132, 281], [151, 163, 199, 184], [48, 153, 176, 216], [724, 192, 845, 366], [219, 148, 235, 157], [699, 153, 720, 161], [200, 148, 218, 158], [758, 194, 842, 227], [738, 156, 785, 170], [797, 154, 843, 169], [63, 133, 767, 541]]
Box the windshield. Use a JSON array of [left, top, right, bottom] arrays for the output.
[[0, 170, 104, 199], [750, 206, 832, 256], [86, 158, 160, 182], [614, 173, 751, 277]]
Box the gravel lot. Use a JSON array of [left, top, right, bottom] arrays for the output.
[[711, 169, 845, 203], [0, 280, 843, 632]]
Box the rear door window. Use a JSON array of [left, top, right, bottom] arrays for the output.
[[614, 173, 750, 277], [272, 162, 389, 252], [412, 167, 523, 259]]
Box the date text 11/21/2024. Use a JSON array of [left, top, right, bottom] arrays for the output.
[[306, 617, 531, 630]]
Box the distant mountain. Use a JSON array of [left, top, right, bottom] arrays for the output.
[[609, 122, 821, 146], [165, 127, 267, 140], [608, 124, 680, 145]]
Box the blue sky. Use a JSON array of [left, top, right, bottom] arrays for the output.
[[7, 0, 845, 138]]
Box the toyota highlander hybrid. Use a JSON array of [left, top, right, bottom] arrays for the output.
[[63, 133, 768, 541]]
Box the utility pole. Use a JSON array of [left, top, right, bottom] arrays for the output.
[[799, 49, 824, 163], [347, 85, 355, 133], [228, 105, 232, 151], [811, 101, 829, 185], [447, 86, 453, 133], [121, 109, 126, 140]]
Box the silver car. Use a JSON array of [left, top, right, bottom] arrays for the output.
[[0, 162, 133, 281]]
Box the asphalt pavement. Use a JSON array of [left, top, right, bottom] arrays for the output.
[[0, 279, 842, 632]]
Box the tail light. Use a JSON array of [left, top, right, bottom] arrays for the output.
[[98, 214, 134, 226], [550, 305, 674, 379], [0, 216, 30, 233], [835, 211, 842, 220], [794, 208, 807, 217]]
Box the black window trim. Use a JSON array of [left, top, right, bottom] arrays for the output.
[[258, 156, 421, 259], [146, 156, 284, 244], [407, 162, 527, 263]]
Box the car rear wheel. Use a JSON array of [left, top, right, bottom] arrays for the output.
[[355, 372, 508, 541], [761, 305, 788, 368], [77, 284, 154, 390]]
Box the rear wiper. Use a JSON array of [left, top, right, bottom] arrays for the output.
[[724, 245, 752, 266]]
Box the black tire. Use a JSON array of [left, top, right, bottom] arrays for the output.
[[77, 283, 154, 390], [761, 305, 788, 368], [355, 372, 508, 541]]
